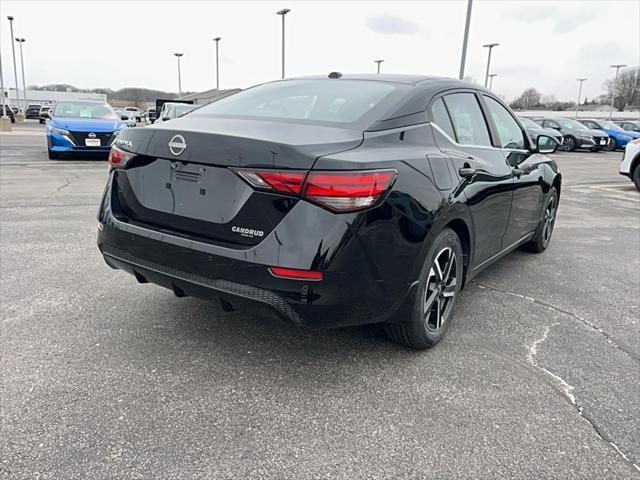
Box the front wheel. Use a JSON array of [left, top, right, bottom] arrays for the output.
[[605, 140, 616, 152], [523, 187, 558, 253], [633, 166, 640, 191], [562, 136, 576, 152], [384, 228, 463, 349]]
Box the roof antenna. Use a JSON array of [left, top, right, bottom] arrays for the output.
[[328, 72, 342, 79]]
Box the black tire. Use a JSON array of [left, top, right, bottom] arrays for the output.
[[633, 165, 640, 192], [562, 136, 576, 152], [384, 228, 463, 349], [604, 140, 616, 152], [523, 187, 559, 253], [39, 119, 44, 124]]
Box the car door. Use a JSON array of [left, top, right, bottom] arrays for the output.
[[429, 92, 513, 266], [481, 95, 545, 246]]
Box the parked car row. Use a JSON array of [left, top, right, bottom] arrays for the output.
[[517, 116, 640, 152]]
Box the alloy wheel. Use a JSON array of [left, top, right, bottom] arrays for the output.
[[424, 247, 458, 332], [542, 196, 557, 245], [562, 137, 575, 151]]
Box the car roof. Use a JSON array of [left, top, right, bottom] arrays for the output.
[[287, 73, 481, 89]]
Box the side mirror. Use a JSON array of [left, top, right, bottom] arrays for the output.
[[537, 134, 558, 154]]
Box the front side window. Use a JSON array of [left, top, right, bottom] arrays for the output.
[[53, 102, 117, 120], [197, 79, 397, 124], [429, 97, 456, 140], [484, 96, 526, 150], [442, 93, 492, 146]]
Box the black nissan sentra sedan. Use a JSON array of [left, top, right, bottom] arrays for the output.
[[97, 74, 561, 349]]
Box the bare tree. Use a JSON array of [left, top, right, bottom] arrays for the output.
[[604, 66, 640, 110], [510, 88, 542, 109]]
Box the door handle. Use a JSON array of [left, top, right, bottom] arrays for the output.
[[458, 166, 476, 179], [512, 167, 523, 177]]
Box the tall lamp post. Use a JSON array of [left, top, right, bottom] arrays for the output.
[[213, 37, 221, 92], [276, 8, 290, 79], [482, 43, 499, 88], [374, 59, 384, 74], [488, 73, 497, 90], [458, 0, 473, 79], [174, 53, 183, 97], [608, 64, 626, 120], [7, 16, 22, 120], [0, 44, 12, 131], [15, 38, 27, 110], [575, 78, 587, 118]]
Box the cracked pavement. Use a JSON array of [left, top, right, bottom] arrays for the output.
[[1, 125, 639, 479]]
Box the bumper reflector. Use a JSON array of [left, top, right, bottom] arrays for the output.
[[269, 266, 323, 281]]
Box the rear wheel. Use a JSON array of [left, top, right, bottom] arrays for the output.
[[523, 187, 558, 253], [633, 165, 640, 191], [562, 136, 576, 152], [384, 228, 463, 349]]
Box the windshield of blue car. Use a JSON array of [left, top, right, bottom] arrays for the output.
[[598, 120, 624, 131], [53, 102, 118, 120], [556, 118, 588, 129], [196, 79, 398, 124], [519, 118, 541, 129]]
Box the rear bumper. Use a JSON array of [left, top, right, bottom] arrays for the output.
[[97, 222, 417, 328]]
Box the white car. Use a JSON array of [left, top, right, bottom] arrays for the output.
[[124, 107, 141, 122], [114, 109, 136, 128], [620, 138, 640, 191]]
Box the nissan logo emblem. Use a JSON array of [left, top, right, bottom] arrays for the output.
[[88, 132, 97, 138], [168, 134, 187, 156]]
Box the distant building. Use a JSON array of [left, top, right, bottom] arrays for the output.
[[178, 88, 241, 105], [4, 88, 106, 106]]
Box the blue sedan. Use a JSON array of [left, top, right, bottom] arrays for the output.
[[579, 118, 640, 151], [46, 100, 126, 159]]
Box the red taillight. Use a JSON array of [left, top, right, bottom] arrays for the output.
[[108, 146, 136, 169], [303, 170, 396, 211], [233, 169, 306, 194], [269, 266, 323, 281], [233, 168, 396, 213]]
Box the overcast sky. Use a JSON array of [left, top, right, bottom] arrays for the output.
[[0, 0, 638, 101]]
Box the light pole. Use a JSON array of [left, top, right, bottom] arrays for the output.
[[174, 53, 183, 97], [482, 43, 499, 88], [608, 64, 626, 120], [15, 38, 27, 110], [575, 78, 587, 118], [0, 44, 12, 131], [276, 8, 290, 79], [488, 73, 497, 89], [374, 59, 384, 74], [458, 0, 473, 80], [7, 16, 22, 120], [213, 37, 221, 92]]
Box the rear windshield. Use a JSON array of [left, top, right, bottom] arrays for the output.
[[175, 105, 197, 117], [53, 102, 117, 120], [197, 79, 397, 124]]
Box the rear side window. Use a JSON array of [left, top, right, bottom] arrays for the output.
[[483, 96, 526, 150], [197, 79, 396, 124], [442, 93, 492, 146], [430, 98, 456, 140]]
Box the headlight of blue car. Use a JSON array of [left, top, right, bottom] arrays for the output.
[[48, 126, 70, 136]]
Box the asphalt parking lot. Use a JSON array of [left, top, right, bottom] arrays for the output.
[[1, 122, 639, 479]]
